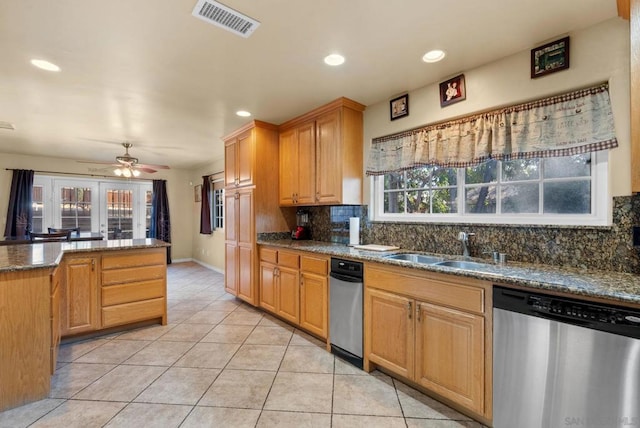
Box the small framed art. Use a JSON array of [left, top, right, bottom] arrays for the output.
[[531, 36, 570, 78], [439, 74, 466, 107], [194, 184, 202, 202], [390, 94, 409, 120]]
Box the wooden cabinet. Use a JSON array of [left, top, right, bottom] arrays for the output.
[[630, 0, 640, 190], [299, 255, 328, 338], [278, 121, 315, 205], [223, 121, 292, 306], [225, 128, 254, 188], [259, 246, 329, 339], [50, 266, 62, 374], [225, 187, 256, 302], [61, 255, 99, 336], [100, 249, 167, 328], [366, 288, 414, 379], [364, 264, 490, 419], [278, 97, 365, 206], [415, 303, 484, 414]]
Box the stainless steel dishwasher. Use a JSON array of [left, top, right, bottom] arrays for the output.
[[329, 258, 363, 368], [493, 286, 640, 428]]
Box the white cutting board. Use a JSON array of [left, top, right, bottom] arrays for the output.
[[353, 244, 400, 252]]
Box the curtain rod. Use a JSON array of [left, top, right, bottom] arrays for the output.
[[4, 168, 152, 181]]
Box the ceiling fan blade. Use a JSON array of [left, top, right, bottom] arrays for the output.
[[136, 166, 158, 173], [136, 163, 170, 170], [77, 160, 118, 165]]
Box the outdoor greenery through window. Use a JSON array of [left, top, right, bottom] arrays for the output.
[[376, 153, 605, 225]]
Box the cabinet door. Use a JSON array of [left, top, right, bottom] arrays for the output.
[[224, 141, 238, 188], [365, 288, 414, 379], [50, 267, 62, 374], [237, 245, 254, 303], [225, 243, 238, 296], [315, 109, 342, 204], [62, 257, 99, 335], [415, 302, 485, 415], [224, 191, 237, 242], [237, 189, 254, 246], [279, 128, 298, 206], [296, 121, 316, 205], [299, 271, 327, 338], [236, 130, 254, 187], [276, 266, 300, 324], [259, 262, 277, 313]]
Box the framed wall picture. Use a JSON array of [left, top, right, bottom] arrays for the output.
[[194, 184, 202, 202], [439, 74, 466, 107], [390, 94, 409, 120], [531, 36, 570, 78]]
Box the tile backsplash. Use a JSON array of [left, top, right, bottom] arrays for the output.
[[304, 195, 640, 273]]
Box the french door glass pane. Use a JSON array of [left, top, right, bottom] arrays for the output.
[[60, 187, 92, 231], [32, 185, 44, 233], [107, 190, 134, 239], [145, 190, 152, 238]]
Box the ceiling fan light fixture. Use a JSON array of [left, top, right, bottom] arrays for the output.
[[132, 169, 141, 177], [114, 168, 123, 176]]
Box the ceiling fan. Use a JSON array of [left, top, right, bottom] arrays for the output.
[[78, 142, 170, 177]]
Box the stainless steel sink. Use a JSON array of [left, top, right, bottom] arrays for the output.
[[435, 260, 492, 270], [384, 253, 445, 264]]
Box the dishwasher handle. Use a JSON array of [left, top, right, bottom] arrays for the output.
[[330, 272, 363, 283]]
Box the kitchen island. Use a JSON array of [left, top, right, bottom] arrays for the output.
[[0, 239, 169, 412]]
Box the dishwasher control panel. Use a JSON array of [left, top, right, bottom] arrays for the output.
[[529, 295, 639, 326], [494, 286, 640, 339]]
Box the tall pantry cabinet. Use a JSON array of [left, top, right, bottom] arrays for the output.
[[224, 120, 292, 306]]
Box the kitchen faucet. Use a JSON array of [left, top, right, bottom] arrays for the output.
[[458, 232, 475, 257]]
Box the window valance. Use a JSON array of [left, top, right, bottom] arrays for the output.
[[366, 83, 617, 175]]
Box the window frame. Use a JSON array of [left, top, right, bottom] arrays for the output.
[[371, 151, 610, 226]]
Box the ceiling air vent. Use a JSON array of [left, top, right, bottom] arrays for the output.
[[192, 0, 260, 38]]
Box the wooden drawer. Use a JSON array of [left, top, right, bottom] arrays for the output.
[[102, 298, 165, 328], [365, 265, 485, 314], [102, 279, 165, 307], [101, 265, 165, 286], [102, 250, 165, 270], [278, 251, 300, 269], [260, 247, 278, 264], [301, 255, 328, 275]]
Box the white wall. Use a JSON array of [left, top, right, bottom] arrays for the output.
[[0, 152, 194, 260], [189, 158, 226, 272], [363, 17, 631, 201]]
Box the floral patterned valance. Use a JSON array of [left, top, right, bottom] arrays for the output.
[[366, 83, 617, 175]]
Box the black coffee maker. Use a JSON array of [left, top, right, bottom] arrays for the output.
[[291, 209, 310, 240]]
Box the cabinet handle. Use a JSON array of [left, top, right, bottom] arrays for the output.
[[235, 192, 240, 200], [315, 192, 320, 202], [416, 303, 421, 322], [407, 301, 412, 319], [274, 267, 279, 277], [235, 178, 239, 186], [91, 259, 95, 272]]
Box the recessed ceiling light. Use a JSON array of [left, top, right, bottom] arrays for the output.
[[30, 59, 61, 72], [324, 54, 345, 66], [422, 50, 446, 63], [236, 110, 251, 117]]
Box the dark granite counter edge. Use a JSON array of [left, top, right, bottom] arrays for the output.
[[258, 239, 640, 306], [0, 239, 171, 274]]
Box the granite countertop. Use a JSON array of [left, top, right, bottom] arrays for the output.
[[0, 239, 170, 273], [258, 239, 640, 306]]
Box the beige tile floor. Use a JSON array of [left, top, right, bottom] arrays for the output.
[[0, 262, 485, 428]]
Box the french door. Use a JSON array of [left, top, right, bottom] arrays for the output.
[[37, 176, 151, 239], [99, 182, 151, 239]]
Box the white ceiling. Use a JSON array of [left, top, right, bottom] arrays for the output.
[[0, 0, 618, 170]]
